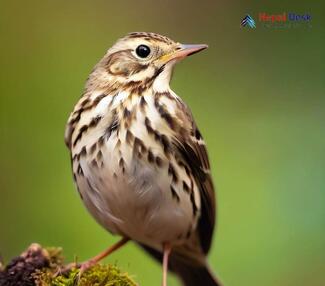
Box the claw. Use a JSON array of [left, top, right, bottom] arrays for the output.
[[77, 259, 96, 279], [54, 262, 79, 277]]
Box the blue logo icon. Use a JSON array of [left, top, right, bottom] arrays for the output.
[[241, 15, 256, 28]]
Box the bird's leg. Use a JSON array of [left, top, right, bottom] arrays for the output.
[[78, 237, 129, 275], [162, 243, 172, 286], [56, 237, 129, 277]]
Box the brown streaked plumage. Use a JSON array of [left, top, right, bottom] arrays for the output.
[[65, 32, 222, 286]]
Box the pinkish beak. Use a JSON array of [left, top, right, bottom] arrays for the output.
[[176, 44, 208, 59], [160, 44, 208, 63]]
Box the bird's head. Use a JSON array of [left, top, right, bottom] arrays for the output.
[[86, 32, 207, 93]]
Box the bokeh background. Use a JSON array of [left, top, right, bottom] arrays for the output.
[[1, 1, 324, 285]]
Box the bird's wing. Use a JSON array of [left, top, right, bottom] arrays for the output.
[[139, 98, 217, 283], [139, 113, 217, 280], [172, 116, 216, 254]]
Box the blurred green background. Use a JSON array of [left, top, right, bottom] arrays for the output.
[[1, 1, 324, 285]]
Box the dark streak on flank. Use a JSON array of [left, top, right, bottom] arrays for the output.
[[154, 95, 176, 130], [80, 146, 87, 157], [190, 191, 198, 216], [177, 159, 191, 177], [96, 150, 103, 161], [77, 164, 83, 176], [72, 115, 103, 147], [160, 134, 171, 156], [79, 98, 90, 107], [159, 91, 175, 101], [90, 142, 97, 154], [140, 96, 147, 110], [144, 117, 171, 157], [145, 117, 154, 134], [91, 159, 98, 168], [89, 115, 102, 128], [183, 181, 190, 193], [73, 125, 88, 147], [119, 158, 125, 173], [155, 156, 163, 167], [170, 186, 180, 202], [134, 137, 146, 155], [126, 130, 134, 145], [66, 93, 113, 148], [98, 135, 105, 147], [105, 116, 119, 140], [123, 108, 131, 119], [168, 163, 178, 183], [70, 111, 81, 125], [93, 94, 106, 105], [147, 149, 155, 163]]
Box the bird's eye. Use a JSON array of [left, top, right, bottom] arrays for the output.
[[135, 45, 151, 58]]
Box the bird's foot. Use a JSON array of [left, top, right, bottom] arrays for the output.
[[77, 259, 97, 277], [54, 261, 79, 277], [54, 259, 97, 285]]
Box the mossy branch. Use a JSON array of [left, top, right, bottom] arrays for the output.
[[0, 244, 137, 286]]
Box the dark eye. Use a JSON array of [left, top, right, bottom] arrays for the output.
[[136, 45, 151, 58]]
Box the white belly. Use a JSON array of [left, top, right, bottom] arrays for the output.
[[74, 129, 196, 250]]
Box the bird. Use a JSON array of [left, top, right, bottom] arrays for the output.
[[65, 32, 222, 286]]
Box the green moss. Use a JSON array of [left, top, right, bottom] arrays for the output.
[[49, 265, 136, 286], [33, 247, 137, 286]]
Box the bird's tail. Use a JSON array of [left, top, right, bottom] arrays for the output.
[[171, 260, 222, 286]]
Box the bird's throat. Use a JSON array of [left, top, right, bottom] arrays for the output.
[[153, 61, 175, 93]]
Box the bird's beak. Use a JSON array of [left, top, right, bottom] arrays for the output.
[[160, 44, 208, 63]]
